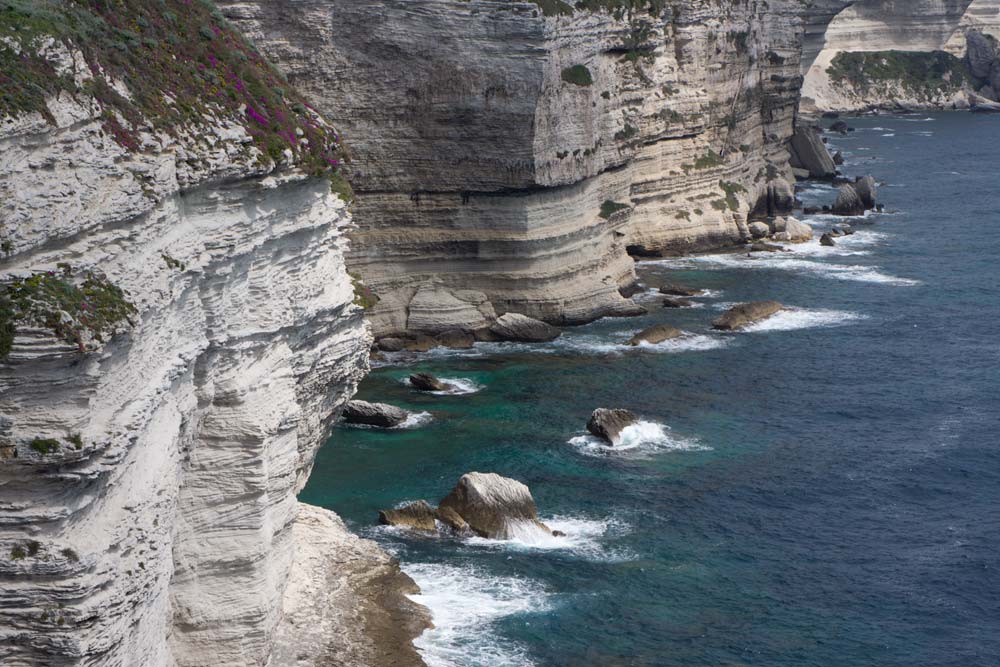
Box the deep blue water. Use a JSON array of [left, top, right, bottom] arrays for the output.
[[302, 113, 1000, 667]]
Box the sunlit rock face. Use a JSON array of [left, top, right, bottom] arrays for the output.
[[220, 0, 827, 337], [0, 18, 372, 666], [800, 0, 1000, 112]]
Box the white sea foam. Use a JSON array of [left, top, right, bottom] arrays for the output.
[[740, 307, 867, 332], [882, 133, 896, 137], [395, 411, 434, 429], [406, 563, 549, 667], [568, 420, 709, 458], [460, 515, 633, 563], [651, 251, 920, 286], [404, 377, 484, 395]]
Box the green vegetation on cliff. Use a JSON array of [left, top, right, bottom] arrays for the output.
[[826, 50, 970, 99], [0, 0, 347, 177]]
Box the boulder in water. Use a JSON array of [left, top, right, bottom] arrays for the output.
[[748, 221, 770, 238], [662, 297, 694, 308], [629, 324, 683, 346], [788, 126, 836, 179], [658, 282, 702, 297], [832, 151, 844, 166], [783, 217, 813, 242], [438, 472, 548, 539], [435, 506, 470, 534], [829, 120, 849, 135], [409, 373, 450, 392], [712, 301, 784, 331], [342, 400, 410, 428], [854, 175, 878, 210], [378, 500, 438, 532], [820, 233, 837, 247], [489, 313, 561, 342], [832, 184, 865, 216], [751, 241, 783, 252], [587, 408, 639, 445]]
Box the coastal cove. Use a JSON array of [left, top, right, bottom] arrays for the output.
[[303, 113, 1000, 667]]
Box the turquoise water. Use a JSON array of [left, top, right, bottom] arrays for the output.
[[302, 113, 1000, 666]]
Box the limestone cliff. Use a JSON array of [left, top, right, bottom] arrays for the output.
[[220, 0, 824, 338], [0, 2, 422, 665], [801, 0, 1000, 111]]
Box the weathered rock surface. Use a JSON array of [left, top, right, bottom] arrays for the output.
[[587, 408, 640, 445], [409, 373, 450, 392], [437, 329, 476, 350], [854, 175, 879, 209], [789, 126, 838, 178], [662, 297, 695, 308], [437, 472, 547, 539], [0, 47, 376, 667], [659, 283, 703, 297], [629, 325, 683, 346], [832, 183, 867, 216], [490, 313, 562, 343], [272, 504, 430, 667], [219, 0, 826, 337], [749, 221, 771, 238], [713, 301, 785, 330], [343, 400, 410, 428], [821, 232, 838, 246], [379, 501, 439, 532]]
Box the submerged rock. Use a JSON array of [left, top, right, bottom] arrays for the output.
[[489, 313, 561, 342], [712, 301, 784, 331], [661, 297, 694, 308], [820, 233, 837, 247], [658, 283, 703, 297], [438, 472, 548, 539], [587, 408, 639, 445], [342, 400, 410, 428], [629, 324, 683, 346], [409, 373, 450, 392], [378, 500, 438, 532]]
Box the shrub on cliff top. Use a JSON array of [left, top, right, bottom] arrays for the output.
[[826, 50, 969, 98], [0, 0, 348, 182]]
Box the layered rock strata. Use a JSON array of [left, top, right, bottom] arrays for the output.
[[220, 0, 827, 337], [0, 4, 406, 665]]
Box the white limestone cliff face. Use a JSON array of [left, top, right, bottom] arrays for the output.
[[0, 34, 409, 667], [800, 0, 999, 111], [220, 0, 825, 338]]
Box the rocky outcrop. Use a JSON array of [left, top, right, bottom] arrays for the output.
[[437, 472, 548, 539], [658, 283, 703, 297], [800, 0, 1000, 112], [789, 126, 838, 179], [628, 325, 683, 346], [379, 501, 439, 532], [712, 301, 785, 330], [0, 4, 394, 665], [343, 400, 411, 428], [489, 313, 562, 343], [219, 0, 823, 337], [409, 373, 451, 392], [273, 504, 430, 667], [587, 408, 639, 445]]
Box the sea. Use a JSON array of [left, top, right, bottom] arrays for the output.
[[301, 112, 1000, 667]]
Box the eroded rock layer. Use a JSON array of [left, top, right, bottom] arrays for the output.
[[220, 0, 836, 337], [0, 4, 390, 665]]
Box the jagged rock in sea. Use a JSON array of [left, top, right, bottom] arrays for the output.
[[587, 408, 640, 445], [409, 373, 450, 392], [832, 183, 867, 216], [490, 313, 563, 343], [437, 472, 549, 539], [821, 233, 838, 246], [854, 175, 880, 210], [434, 505, 471, 534], [379, 501, 439, 532], [218, 0, 825, 337], [789, 126, 838, 179], [343, 400, 411, 428], [0, 3, 423, 664], [629, 325, 683, 347], [713, 301, 785, 330], [659, 283, 703, 297], [662, 297, 695, 308]]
